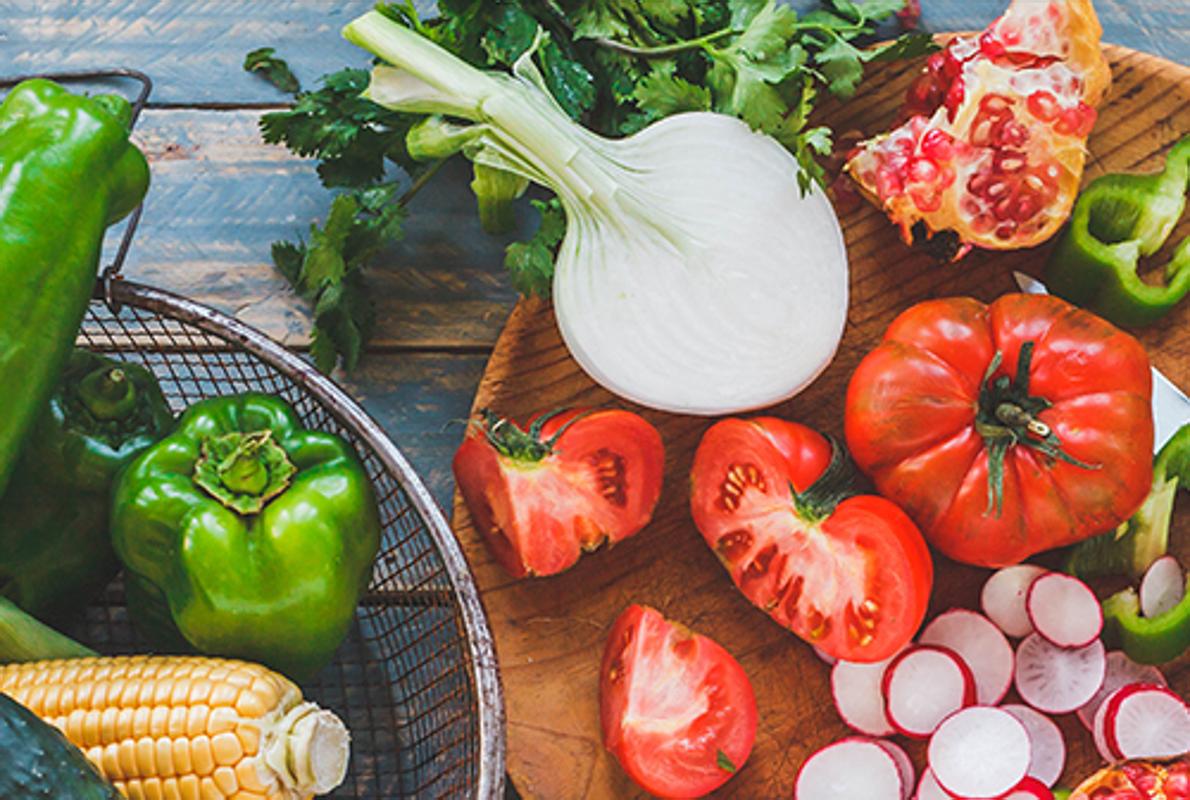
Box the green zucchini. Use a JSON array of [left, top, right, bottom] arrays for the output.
[[0, 693, 121, 798]]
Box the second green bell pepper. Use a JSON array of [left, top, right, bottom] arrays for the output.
[[0, 79, 150, 497], [111, 393, 381, 681], [1102, 572, 1190, 665], [0, 350, 173, 621], [1046, 135, 1190, 327]]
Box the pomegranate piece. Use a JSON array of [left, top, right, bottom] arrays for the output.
[[1070, 757, 1190, 799], [846, 0, 1111, 258]]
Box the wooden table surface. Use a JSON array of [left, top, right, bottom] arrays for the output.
[[1, 3, 1187, 798]]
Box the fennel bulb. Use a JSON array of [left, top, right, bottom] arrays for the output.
[[344, 11, 849, 416]]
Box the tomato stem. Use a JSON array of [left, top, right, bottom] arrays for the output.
[[475, 407, 589, 462], [791, 437, 860, 522], [976, 341, 1098, 516]]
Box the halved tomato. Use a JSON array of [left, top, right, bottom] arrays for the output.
[[690, 418, 933, 663], [453, 408, 664, 578], [600, 604, 757, 798]]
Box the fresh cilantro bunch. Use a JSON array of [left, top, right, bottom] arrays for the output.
[[247, 0, 931, 372]]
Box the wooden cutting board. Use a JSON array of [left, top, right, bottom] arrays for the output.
[[451, 43, 1190, 799]]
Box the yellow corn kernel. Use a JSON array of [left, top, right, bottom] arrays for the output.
[[0, 655, 349, 800]]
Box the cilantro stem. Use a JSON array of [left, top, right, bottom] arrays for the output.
[[594, 19, 868, 59], [397, 158, 447, 206]]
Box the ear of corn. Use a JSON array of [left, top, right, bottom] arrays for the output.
[[0, 655, 350, 800]]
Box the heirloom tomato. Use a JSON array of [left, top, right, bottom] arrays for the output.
[[690, 418, 933, 663], [453, 408, 664, 578], [600, 604, 756, 798], [846, 294, 1153, 568]]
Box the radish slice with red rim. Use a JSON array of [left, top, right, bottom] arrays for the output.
[[1104, 683, 1190, 760], [920, 609, 1014, 705], [1001, 704, 1065, 788], [1075, 650, 1167, 730], [928, 706, 1031, 799], [1014, 633, 1106, 714], [982, 565, 1048, 639], [1026, 573, 1102, 648], [915, 770, 954, 800], [794, 736, 904, 800], [1139, 555, 1185, 618], [875, 740, 915, 800], [1092, 688, 1118, 761], [999, 776, 1054, 799], [883, 645, 975, 738], [832, 657, 896, 736]]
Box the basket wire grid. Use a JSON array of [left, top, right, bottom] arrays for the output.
[[1, 70, 505, 799]]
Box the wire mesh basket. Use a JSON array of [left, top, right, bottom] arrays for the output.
[[1, 70, 505, 799]]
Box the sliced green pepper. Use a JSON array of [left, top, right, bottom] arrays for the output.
[[1046, 135, 1190, 327], [0, 80, 149, 497], [1067, 423, 1190, 580], [111, 393, 381, 681], [1102, 572, 1190, 665], [0, 350, 173, 621]]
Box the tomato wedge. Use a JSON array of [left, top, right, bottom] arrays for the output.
[[453, 408, 664, 578], [600, 604, 757, 798], [690, 418, 933, 663]]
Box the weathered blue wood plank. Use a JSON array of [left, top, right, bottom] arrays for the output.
[[105, 108, 518, 348], [2, 1, 1184, 105]]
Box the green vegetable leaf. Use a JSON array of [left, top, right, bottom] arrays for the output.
[[539, 37, 598, 120], [243, 47, 300, 94], [717, 749, 737, 774], [640, 0, 689, 27], [505, 198, 565, 297], [814, 36, 866, 98], [482, 5, 539, 66], [634, 63, 712, 117], [868, 31, 939, 64]]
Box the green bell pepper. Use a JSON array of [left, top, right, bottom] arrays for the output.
[[1045, 135, 1190, 327], [0, 350, 173, 621], [1067, 424, 1190, 580], [1102, 572, 1190, 665], [0, 80, 149, 497], [111, 393, 381, 681]]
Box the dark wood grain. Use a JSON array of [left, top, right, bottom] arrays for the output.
[[452, 46, 1190, 799]]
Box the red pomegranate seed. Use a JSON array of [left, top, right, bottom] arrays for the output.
[[1075, 102, 1097, 137], [980, 93, 1013, 116], [906, 75, 941, 114], [962, 197, 982, 216], [979, 32, 1006, 58], [1047, 2, 1062, 21], [995, 120, 1029, 147], [967, 172, 992, 197], [971, 213, 996, 234], [909, 158, 939, 183], [995, 220, 1018, 240], [994, 150, 1027, 173], [875, 167, 903, 200], [986, 176, 1011, 200], [944, 80, 966, 121], [970, 118, 995, 146], [939, 166, 956, 188], [1011, 194, 1040, 222], [1001, 27, 1022, 47], [910, 186, 942, 212], [920, 128, 955, 161], [926, 52, 946, 76], [1027, 90, 1060, 122], [830, 175, 863, 214]]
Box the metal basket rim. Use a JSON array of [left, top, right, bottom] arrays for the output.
[[101, 277, 507, 800]]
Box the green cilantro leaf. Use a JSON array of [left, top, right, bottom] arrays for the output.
[[867, 31, 938, 64], [539, 37, 598, 120], [505, 198, 565, 298], [634, 63, 712, 118], [717, 749, 737, 774], [814, 36, 866, 98], [482, 5, 539, 66], [243, 47, 300, 94], [639, 0, 689, 27]]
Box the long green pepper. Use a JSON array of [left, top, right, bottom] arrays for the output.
[[0, 79, 149, 496]]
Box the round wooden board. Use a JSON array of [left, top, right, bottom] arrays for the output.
[[452, 43, 1190, 799]]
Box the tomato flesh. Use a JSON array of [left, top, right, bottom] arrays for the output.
[[600, 605, 757, 798], [453, 409, 664, 578], [691, 418, 933, 663]]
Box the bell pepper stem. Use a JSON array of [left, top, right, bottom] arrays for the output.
[[193, 430, 297, 515], [79, 367, 138, 421]]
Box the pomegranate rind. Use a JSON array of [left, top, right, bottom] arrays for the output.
[[845, 0, 1111, 256]]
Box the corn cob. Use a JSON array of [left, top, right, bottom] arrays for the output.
[[0, 655, 350, 800]]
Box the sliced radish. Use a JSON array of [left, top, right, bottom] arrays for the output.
[[794, 736, 904, 800], [1026, 573, 1102, 648], [982, 564, 1049, 639], [999, 776, 1054, 799], [1104, 683, 1190, 760], [875, 740, 915, 800], [928, 706, 1031, 799], [1001, 704, 1066, 788], [883, 645, 975, 739], [1091, 689, 1117, 762], [813, 644, 839, 666], [1139, 555, 1185, 618], [920, 609, 1015, 705], [1075, 650, 1168, 730], [1014, 633, 1105, 714], [915, 770, 954, 800], [832, 657, 896, 736]]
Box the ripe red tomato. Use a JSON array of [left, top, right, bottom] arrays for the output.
[[453, 408, 664, 578], [845, 294, 1153, 568], [600, 604, 757, 798], [690, 418, 933, 663]]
